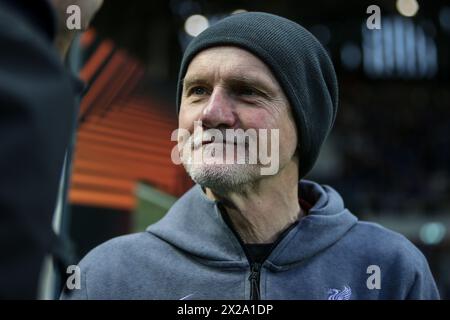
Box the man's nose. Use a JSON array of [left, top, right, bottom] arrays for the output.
[[200, 87, 236, 129]]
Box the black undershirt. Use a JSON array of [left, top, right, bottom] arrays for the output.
[[245, 243, 274, 264]]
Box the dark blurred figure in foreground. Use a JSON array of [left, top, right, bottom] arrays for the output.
[[0, 0, 102, 299]]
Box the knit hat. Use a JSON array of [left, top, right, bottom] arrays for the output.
[[176, 12, 338, 178]]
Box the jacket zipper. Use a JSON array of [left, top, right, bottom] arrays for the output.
[[249, 262, 261, 300], [216, 201, 300, 300]]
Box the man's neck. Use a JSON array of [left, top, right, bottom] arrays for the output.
[[205, 160, 302, 244]]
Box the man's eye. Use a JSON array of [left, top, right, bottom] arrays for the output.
[[190, 87, 207, 96], [237, 87, 257, 96]]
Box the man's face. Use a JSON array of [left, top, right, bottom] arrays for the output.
[[51, 0, 104, 30], [178, 46, 298, 193]]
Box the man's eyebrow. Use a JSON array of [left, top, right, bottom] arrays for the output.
[[183, 74, 276, 91], [182, 77, 209, 89], [226, 75, 274, 90]]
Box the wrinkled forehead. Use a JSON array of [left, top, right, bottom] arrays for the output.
[[183, 46, 281, 88]]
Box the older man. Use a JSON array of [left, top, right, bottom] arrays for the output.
[[61, 12, 439, 300]]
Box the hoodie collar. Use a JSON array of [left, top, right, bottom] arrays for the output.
[[265, 181, 358, 270], [147, 184, 247, 266], [147, 180, 358, 270]]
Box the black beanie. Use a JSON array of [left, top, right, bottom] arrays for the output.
[[176, 12, 338, 178]]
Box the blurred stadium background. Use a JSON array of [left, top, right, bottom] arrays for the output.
[[56, 0, 450, 299]]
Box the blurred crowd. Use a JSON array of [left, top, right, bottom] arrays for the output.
[[327, 81, 450, 217]]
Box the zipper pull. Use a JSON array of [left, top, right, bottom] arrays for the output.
[[249, 262, 261, 277], [248, 263, 261, 300]]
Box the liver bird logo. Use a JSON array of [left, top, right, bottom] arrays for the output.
[[327, 286, 352, 300]]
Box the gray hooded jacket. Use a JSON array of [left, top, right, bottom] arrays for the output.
[[61, 180, 440, 300]]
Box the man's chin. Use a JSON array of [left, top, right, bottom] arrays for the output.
[[184, 163, 261, 193]]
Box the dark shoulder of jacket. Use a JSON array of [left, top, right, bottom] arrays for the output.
[[0, 0, 57, 41]]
